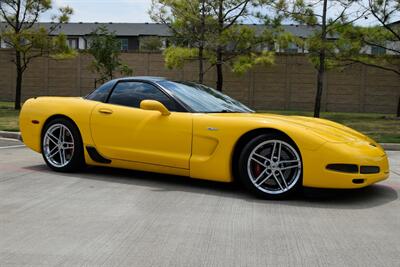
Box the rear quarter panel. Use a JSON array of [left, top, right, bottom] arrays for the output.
[[20, 97, 99, 153]]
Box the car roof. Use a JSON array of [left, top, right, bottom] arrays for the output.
[[114, 76, 168, 82]]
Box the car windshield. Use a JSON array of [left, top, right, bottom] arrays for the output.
[[158, 81, 254, 113]]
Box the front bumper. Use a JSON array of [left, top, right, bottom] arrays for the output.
[[302, 141, 389, 189]]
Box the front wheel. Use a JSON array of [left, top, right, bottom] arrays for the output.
[[238, 133, 302, 199], [41, 118, 85, 172]]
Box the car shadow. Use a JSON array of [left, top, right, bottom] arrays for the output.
[[25, 164, 398, 210]]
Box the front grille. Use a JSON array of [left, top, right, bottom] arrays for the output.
[[360, 166, 380, 174], [326, 164, 359, 173]]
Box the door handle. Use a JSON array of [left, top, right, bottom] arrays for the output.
[[98, 108, 113, 115]]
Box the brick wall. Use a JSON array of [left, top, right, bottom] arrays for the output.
[[0, 49, 399, 113]]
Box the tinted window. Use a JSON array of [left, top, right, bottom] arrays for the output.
[[159, 81, 253, 113], [108, 81, 178, 111], [86, 80, 114, 102]]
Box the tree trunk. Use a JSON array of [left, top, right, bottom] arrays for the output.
[[314, 56, 325, 118], [198, 0, 205, 84], [397, 95, 400, 117], [216, 47, 223, 91], [14, 51, 23, 110], [199, 45, 204, 83], [215, 0, 224, 92], [313, 0, 328, 118]]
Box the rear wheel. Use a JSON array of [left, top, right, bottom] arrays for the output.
[[41, 118, 85, 172], [238, 133, 302, 199]]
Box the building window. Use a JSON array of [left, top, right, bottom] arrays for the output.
[[371, 45, 386, 55], [67, 38, 78, 49], [120, 38, 129, 51]]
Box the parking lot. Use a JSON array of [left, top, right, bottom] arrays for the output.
[[0, 138, 399, 266]]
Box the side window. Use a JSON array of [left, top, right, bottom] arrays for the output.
[[86, 81, 114, 102], [108, 81, 178, 111]]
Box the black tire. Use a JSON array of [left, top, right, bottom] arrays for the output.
[[41, 118, 85, 172], [237, 133, 303, 199]]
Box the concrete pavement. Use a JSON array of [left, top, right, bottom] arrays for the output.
[[0, 139, 399, 266]]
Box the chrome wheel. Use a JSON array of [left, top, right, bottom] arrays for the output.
[[43, 124, 75, 168], [247, 140, 301, 195]]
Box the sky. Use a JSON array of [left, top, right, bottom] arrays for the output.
[[39, 0, 398, 26], [41, 0, 154, 23]]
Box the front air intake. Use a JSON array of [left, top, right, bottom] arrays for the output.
[[326, 164, 359, 173]]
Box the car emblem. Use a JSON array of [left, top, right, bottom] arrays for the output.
[[207, 127, 219, 131]]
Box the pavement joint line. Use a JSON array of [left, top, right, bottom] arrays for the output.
[[0, 145, 26, 149], [0, 137, 21, 142]]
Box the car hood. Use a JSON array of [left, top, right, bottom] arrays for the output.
[[210, 113, 375, 144]]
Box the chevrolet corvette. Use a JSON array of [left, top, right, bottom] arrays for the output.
[[19, 76, 390, 198]]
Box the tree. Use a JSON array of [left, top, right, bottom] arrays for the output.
[[0, 0, 75, 110], [87, 26, 133, 85], [210, 0, 254, 91], [140, 36, 164, 52], [150, 0, 214, 83], [271, 0, 367, 117], [150, 0, 277, 91], [334, 0, 400, 117]]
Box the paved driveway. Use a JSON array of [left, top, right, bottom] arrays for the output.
[[0, 138, 399, 266]]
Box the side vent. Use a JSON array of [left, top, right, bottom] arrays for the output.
[[326, 164, 359, 173], [86, 146, 112, 164]]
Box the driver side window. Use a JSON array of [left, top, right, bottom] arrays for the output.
[[108, 81, 178, 111]]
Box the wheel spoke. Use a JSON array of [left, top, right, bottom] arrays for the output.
[[251, 156, 267, 167], [47, 132, 59, 145], [59, 126, 65, 143], [280, 165, 300, 171], [48, 146, 59, 159], [280, 159, 300, 165], [271, 142, 276, 160], [255, 172, 273, 186], [278, 170, 288, 189], [272, 173, 284, 191], [63, 142, 74, 149], [253, 153, 270, 163], [59, 149, 66, 165], [253, 168, 268, 184], [277, 142, 281, 161]]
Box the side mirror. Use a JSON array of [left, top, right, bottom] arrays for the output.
[[140, 100, 171, 116]]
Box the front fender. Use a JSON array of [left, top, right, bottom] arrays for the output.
[[189, 114, 327, 182]]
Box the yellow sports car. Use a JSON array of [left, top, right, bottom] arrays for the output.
[[20, 77, 390, 199]]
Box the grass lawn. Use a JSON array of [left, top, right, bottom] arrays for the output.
[[0, 101, 398, 143], [0, 102, 19, 132]]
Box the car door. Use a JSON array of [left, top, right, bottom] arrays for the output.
[[90, 81, 192, 169]]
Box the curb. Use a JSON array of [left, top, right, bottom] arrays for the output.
[[0, 131, 399, 151], [381, 143, 400, 151], [0, 131, 22, 141]]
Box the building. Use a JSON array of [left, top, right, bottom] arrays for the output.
[[0, 22, 323, 53], [0, 22, 171, 51], [0, 22, 398, 55]]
